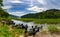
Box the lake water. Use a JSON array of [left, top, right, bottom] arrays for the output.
[[12, 20, 52, 32], [11, 19, 60, 33], [12, 20, 49, 29], [12, 20, 36, 26], [12, 20, 46, 28]]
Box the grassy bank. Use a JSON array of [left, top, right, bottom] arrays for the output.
[[0, 22, 23, 37], [18, 18, 60, 24]]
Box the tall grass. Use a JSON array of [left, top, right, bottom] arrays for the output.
[[0, 23, 13, 37], [0, 22, 23, 37], [48, 25, 60, 33], [19, 18, 60, 24]]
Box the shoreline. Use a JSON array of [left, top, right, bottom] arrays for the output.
[[16, 18, 60, 24]]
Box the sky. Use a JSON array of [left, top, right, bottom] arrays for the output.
[[2, 0, 60, 16]]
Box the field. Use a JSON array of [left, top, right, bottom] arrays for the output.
[[18, 18, 60, 24]]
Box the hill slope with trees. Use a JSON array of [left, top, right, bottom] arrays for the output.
[[0, 7, 9, 18], [0, 0, 9, 18], [21, 9, 60, 19]]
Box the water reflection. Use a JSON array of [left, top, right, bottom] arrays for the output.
[[12, 20, 35, 26]]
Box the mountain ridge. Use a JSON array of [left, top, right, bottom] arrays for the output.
[[21, 9, 60, 19]]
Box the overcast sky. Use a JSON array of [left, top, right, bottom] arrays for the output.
[[2, 0, 60, 16]]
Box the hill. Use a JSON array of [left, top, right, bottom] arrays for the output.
[[0, 7, 9, 18], [21, 9, 60, 19], [9, 14, 19, 18], [0, 0, 10, 18]]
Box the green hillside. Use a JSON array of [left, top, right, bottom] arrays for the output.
[[0, 7, 9, 18], [21, 9, 60, 19], [0, 0, 9, 18]]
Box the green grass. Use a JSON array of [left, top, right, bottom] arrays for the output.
[[19, 18, 60, 24], [48, 25, 60, 33], [0, 23, 13, 37], [0, 18, 12, 21], [0, 22, 23, 37]]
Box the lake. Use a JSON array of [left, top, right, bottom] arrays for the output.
[[12, 20, 48, 29], [12, 20, 60, 30]]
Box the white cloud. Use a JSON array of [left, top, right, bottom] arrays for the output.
[[3, 0, 24, 4], [2, 6, 12, 9], [9, 12, 28, 16], [3, 0, 60, 16], [37, 0, 47, 5], [10, 0, 24, 3], [26, 0, 47, 7], [27, 6, 47, 12], [29, 0, 34, 7]]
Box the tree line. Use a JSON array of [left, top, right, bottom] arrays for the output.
[[21, 9, 60, 19]]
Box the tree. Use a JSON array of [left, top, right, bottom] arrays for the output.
[[0, 0, 3, 6], [0, 0, 9, 18], [21, 9, 60, 19]]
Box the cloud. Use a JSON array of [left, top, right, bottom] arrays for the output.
[[27, 6, 47, 12], [3, 0, 24, 5], [10, 0, 24, 3], [3, 0, 60, 16], [2, 6, 12, 9], [44, 0, 60, 9], [37, 0, 46, 5], [9, 11, 28, 16]]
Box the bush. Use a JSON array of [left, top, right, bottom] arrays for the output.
[[48, 25, 60, 33]]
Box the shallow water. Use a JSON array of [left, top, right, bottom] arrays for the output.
[[12, 20, 45, 29], [13, 20, 60, 29], [12, 20, 35, 26]]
